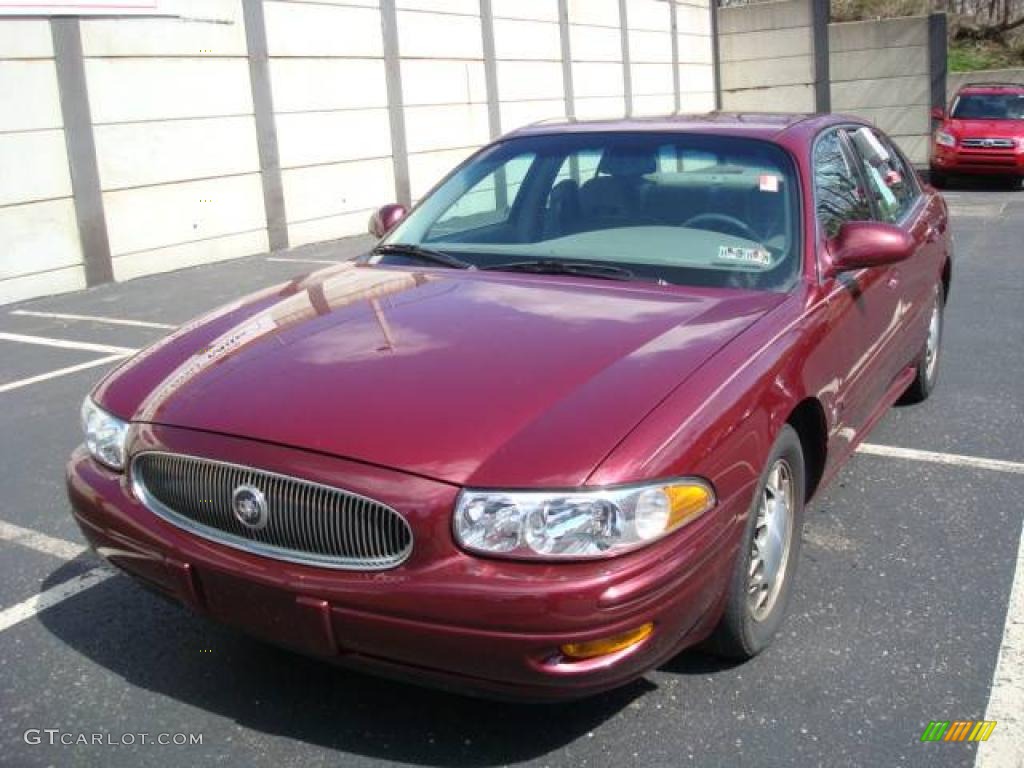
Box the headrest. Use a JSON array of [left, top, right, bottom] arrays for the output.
[[597, 146, 657, 177]]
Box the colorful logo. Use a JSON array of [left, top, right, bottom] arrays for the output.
[[920, 720, 997, 743]]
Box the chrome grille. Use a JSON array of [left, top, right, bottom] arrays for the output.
[[961, 137, 1016, 148], [131, 452, 413, 570]]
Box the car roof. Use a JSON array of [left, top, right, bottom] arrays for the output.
[[957, 82, 1024, 95], [504, 111, 850, 142]]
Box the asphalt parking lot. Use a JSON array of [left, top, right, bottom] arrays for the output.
[[1, 185, 1022, 768]]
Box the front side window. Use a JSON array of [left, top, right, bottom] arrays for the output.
[[381, 132, 802, 292], [427, 153, 535, 240], [847, 130, 918, 224], [813, 129, 871, 238]]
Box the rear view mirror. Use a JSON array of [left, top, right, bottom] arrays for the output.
[[826, 221, 914, 278], [368, 204, 408, 239], [931, 106, 945, 120]]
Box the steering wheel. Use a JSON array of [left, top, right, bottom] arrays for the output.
[[682, 213, 760, 242]]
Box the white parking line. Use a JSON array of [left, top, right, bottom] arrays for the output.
[[0, 331, 138, 356], [0, 353, 129, 394], [10, 310, 176, 330], [975, 520, 1024, 768], [0, 568, 114, 633], [0, 520, 86, 561], [266, 257, 340, 266], [857, 443, 1024, 476], [0, 517, 112, 634]]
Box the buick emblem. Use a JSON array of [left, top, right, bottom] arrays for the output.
[[231, 485, 268, 530]]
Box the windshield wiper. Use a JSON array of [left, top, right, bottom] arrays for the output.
[[481, 259, 636, 281], [373, 243, 473, 270]]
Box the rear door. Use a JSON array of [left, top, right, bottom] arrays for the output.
[[846, 129, 943, 376]]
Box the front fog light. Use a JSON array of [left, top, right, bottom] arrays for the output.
[[454, 479, 715, 560], [80, 397, 129, 471], [561, 623, 654, 660]]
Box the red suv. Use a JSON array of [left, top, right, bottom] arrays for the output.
[[930, 82, 1024, 187]]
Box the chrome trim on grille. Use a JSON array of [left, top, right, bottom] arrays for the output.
[[961, 137, 1016, 148], [131, 452, 413, 570]]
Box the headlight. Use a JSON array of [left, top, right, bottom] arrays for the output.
[[935, 131, 956, 148], [80, 397, 129, 471], [453, 480, 715, 560]]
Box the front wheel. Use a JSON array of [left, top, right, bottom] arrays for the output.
[[929, 170, 948, 188], [900, 283, 944, 404], [707, 424, 806, 659]]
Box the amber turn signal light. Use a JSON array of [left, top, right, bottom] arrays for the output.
[[560, 623, 654, 660]]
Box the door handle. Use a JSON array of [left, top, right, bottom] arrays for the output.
[[925, 224, 940, 243]]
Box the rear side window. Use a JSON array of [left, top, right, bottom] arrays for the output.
[[813, 129, 871, 238], [847, 129, 919, 224]]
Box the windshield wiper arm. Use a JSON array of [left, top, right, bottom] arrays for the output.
[[373, 243, 473, 270], [481, 259, 636, 281]]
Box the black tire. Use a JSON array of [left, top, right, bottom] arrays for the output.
[[900, 282, 944, 404], [929, 170, 948, 188], [707, 424, 806, 659]]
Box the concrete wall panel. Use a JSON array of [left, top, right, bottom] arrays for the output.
[[94, 116, 260, 190], [276, 110, 393, 169], [0, 61, 63, 132], [0, 131, 72, 207], [494, 18, 561, 60], [492, 0, 558, 22], [0, 19, 53, 58], [113, 229, 268, 282], [569, 24, 622, 62], [0, 199, 82, 279], [264, 1, 383, 57], [718, 0, 810, 35], [270, 58, 388, 112], [830, 46, 927, 82], [282, 157, 396, 225], [86, 59, 253, 123], [80, 1, 245, 57], [103, 174, 266, 257], [828, 16, 928, 52], [947, 67, 1024, 101]]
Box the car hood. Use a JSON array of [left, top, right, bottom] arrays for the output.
[[97, 264, 785, 487], [948, 117, 1024, 138]]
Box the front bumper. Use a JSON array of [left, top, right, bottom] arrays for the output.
[[931, 144, 1024, 176], [66, 425, 744, 701]]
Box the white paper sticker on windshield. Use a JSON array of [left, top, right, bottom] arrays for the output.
[[717, 245, 772, 267], [759, 174, 780, 193]]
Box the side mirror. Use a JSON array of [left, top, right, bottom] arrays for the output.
[[826, 221, 915, 278], [368, 204, 408, 239], [931, 106, 945, 120]]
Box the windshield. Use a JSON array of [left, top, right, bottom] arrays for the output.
[[951, 93, 1024, 120], [378, 132, 801, 292]]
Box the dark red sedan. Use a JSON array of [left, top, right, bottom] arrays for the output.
[[68, 113, 951, 701]]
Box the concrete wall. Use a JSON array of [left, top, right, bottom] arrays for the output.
[[82, 0, 268, 282], [677, 0, 716, 112], [0, 0, 716, 306], [266, 0, 394, 246], [717, 0, 818, 112], [947, 67, 1024, 102], [0, 20, 84, 304], [829, 16, 935, 164], [715, 1, 944, 165]]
